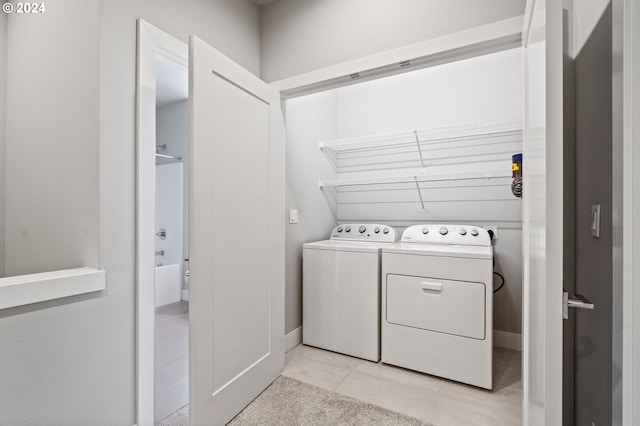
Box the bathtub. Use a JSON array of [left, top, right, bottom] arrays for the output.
[[155, 264, 182, 307]]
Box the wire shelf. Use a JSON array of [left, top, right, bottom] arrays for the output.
[[319, 118, 522, 172]]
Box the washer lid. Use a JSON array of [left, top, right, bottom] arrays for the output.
[[382, 242, 493, 260], [304, 239, 395, 253]]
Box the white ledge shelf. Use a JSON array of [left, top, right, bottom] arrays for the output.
[[0, 267, 106, 310]]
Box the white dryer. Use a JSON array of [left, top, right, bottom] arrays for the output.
[[382, 224, 493, 389], [303, 224, 397, 362]]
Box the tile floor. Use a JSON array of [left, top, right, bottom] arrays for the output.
[[155, 301, 189, 423], [282, 344, 522, 426]]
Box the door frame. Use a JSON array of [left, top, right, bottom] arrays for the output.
[[617, 0, 640, 423], [136, 19, 188, 426], [520, 1, 565, 423]]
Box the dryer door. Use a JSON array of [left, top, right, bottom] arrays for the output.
[[386, 274, 486, 340]]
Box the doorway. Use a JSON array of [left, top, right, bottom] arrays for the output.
[[136, 20, 190, 425], [137, 22, 286, 426], [154, 53, 189, 422]]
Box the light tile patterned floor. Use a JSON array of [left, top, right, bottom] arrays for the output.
[[155, 301, 189, 423], [283, 344, 522, 426]]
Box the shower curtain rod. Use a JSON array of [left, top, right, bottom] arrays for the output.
[[155, 153, 182, 161]]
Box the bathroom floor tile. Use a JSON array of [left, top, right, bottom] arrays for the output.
[[155, 301, 189, 423], [156, 355, 189, 388], [155, 375, 189, 422]]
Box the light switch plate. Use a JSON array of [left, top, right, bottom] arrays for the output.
[[289, 209, 298, 224], [591, 205, 600, 238]]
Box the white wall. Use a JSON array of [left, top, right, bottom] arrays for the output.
[[260, 0, 526, 82], [156, 163, 184, 266], [334, 49, 522, 136], [0, 1, 260, 424], [286, 48, 523, 335], [154, 161, 184, 308]]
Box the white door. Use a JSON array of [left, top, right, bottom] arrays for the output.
[[522, 0, 564, 424], [188, 36, 285, 426]]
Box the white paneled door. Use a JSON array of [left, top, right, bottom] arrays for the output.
[[522, 0, 564, 424], [188, 36, 285, 426]]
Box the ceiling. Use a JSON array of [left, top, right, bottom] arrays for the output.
[[156, 57, 188, 107]]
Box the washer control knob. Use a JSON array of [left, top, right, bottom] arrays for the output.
[[383, 227, 389, 234], [459, 228, 467, 236], [471, 229, 479, 236], [374, 227, 380, 233], [439, 227, 448, 235], [422, 227, 429, 234], [345, 226, 351, 233], [359, 225, 366, 233], [337, 226, 343, 232]]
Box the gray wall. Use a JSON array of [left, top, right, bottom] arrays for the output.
[[260, 0, 526, 82], [0, 11, 6, 278], [0, 1, 260, 424], [285, 91, 339, 334], [0, 3, 103, 423], [573, 2, 613, 424], [4, 1, 100, 277]]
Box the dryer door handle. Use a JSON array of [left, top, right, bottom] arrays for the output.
[[421, 282, 443, 292]]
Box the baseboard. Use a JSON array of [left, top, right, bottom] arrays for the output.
[[284, 327, 519, 352], [181, 289, 189, 302], [285, 326, 302, 352], [493, 330, 522, 351]]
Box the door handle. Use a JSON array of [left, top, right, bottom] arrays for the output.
[[563, 290, 595, 319], [421, 282, 443, 292]]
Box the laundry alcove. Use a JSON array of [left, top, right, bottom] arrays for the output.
[[283, 46, 524, 348]]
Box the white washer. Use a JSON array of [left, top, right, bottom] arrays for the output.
[[303, 224, 398, 362], [382, 224, 493, 389]]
